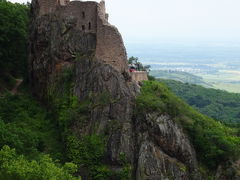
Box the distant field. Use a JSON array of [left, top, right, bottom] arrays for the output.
[[211, 83, 240, 93], [196, 70, 240, 93], [197, 71, 240, 82], [150, 70, 240, 93], [150, 70, 212, 87]]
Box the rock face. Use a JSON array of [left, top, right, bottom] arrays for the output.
[[73, 57, 139, 165], [29, 0, 201, 179], [216, 160, 240, 180], [135, 114, 199, 180]]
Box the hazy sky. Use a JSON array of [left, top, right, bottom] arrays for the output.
[[8, 0, 240, 43]]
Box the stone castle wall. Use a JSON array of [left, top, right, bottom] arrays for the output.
[[38, 0, 57, 15], [60, 1, 98, 33], [131, 71, 148, 82], [35, 0, 130, 75], [95, 1, 128, 73]]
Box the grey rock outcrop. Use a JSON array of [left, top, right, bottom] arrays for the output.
[[135, 114, 200, 180], [216, 160, 240, 180], [73, 57, 139, 164]]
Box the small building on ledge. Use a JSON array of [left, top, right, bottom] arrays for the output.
[[131, 71, 148, 82]]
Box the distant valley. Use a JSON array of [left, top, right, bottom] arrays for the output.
[[127, 40, 240, 93]]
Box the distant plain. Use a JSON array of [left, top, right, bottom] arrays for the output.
[[126, 40, 240, 93]]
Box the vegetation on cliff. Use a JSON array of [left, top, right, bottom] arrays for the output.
[[128, 56, 151, 72], [136, 81, 240, 170], [0, 145, 79, 180], [0, 92, 79, 179], [46, 62, 132, 179]]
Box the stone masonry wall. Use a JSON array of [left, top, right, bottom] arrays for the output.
[[35, 0, 130, 75], [38, 0, 58, 15], [59, 1, 98, 33], [131, 71, 148, 82], [95, 1, 129, 73]]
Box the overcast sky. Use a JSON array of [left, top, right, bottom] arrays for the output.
[[8, 0, 240, 43]]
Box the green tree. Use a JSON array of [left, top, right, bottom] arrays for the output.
[[128, 56, 151, 72], [0, 145, 80, 180], [0, 0, 29, 77]]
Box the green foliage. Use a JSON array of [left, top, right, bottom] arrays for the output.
[[47, 66, 116, 179], [67, 135, 105, 167], [147, 75, 156, 81], [0, 92, 81, 179], [0, 93, 63, 159], [49, 66, 114, 133], [0, 0, 29, 77], [117, 153, 132, 180], [67, 134, 107, 179], [136, 81, 181, 116], [48, 66, 75, 105], [47, 66, 79, 132], [128, 56, 151, 72], [136, 81, 240, 169], [0, 145, 79, 180], [66, 134, 132, 180], [159, 79, 240, 125], [49, 67, 124, 179]]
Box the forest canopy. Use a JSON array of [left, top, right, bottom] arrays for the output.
[[0, 0, 29, 77], [158, 79, 240, 125]]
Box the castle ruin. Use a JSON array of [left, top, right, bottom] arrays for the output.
[[32, 0, 147, 82]]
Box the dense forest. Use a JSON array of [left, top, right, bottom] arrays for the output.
[[158, 79, 240, 125], [0, 0, 29, 94], [0, 1, 79, 179], [0, 0, 240, 179]]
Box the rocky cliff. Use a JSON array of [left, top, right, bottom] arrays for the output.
[[29, 0, 205, 179]]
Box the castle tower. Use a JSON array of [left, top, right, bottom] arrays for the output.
[[99, 0, 109, 22], [36, 0, 57, 15], [36, 0, 69, 16]]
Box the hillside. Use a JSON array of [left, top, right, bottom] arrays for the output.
[[137, 81, 240, 171], [158, 79, 240, 125], [1, 80, 240, 179], [0, 0, 28, 95]]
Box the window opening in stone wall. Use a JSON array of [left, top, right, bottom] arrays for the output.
[[88, 22, 91, 30], [82, 12, 85, 19], [82, 25, 85, 31]]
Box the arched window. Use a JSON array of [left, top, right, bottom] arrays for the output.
[[88, 22, 91, 30], [82, 25, 85, 31], [82, 12, 85, 19]]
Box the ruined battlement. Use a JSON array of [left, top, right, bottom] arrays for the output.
[[37, 0, 69, 15], [34, 0, 128, 73], [32, 0, 148, 81]]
